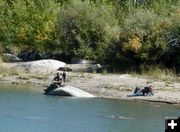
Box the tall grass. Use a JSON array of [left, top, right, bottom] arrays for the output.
[[0, 64, 48, 80], [140, 65, 177, 81], [0, 56, 3, 63]]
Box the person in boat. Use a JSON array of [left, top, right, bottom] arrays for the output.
[[44, 72, 64, 93], [127, 85, 154, 97]]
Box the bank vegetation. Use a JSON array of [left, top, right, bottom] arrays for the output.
[[0, 0, 180, 74]]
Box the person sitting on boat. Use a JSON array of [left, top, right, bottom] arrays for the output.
[[53, 72, 64, 87], [44, 72, 64, 93]]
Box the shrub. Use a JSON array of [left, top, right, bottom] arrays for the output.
[[122, 36, 142, 54], [0, 0, 60, 51], [122, 9, 171, 63], [56, 0, 119, 61]]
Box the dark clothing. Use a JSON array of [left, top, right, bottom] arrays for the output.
[[44, 75, 63, 93], [141, 86, 153, 96], [62, 71, 66, 82], [134, 87, 141, 94], [44, 83, 58, 93], [53, 75, 61, 81], [127, 86, 154, 97], [53, 75, 63, 86]]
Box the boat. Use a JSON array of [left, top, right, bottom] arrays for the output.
[[44, 85, 95, 97]]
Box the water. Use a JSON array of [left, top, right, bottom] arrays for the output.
[[0, 83, 180, 132]]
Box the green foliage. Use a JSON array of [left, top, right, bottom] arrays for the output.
[[122, 9, 169, 62], [108, 1, 180, 72], [56, 0, 119, 61], [0, 0, 60, 51], [0, 0, 180, 73]]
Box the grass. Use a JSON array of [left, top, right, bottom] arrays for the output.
[[0, 64, 19, 76], [68, 72, 93, 79], [0, 64, 48, 80], [102, 83, 132, 91], [145, 69, 176, 82], [110, 64, 178, 82], [101, 68, 108, 75], [0, 57, 3, 63], [125, 65, 178, 82]]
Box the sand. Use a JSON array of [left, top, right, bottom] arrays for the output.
[[0, 72, 180, 104]]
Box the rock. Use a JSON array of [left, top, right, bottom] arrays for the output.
[[65, 63, 102, 72], [45, 85, 95, 97], [91, 64, 102, 69], [71, 57, 95, 64], [58, 67, 73, 72], [11, 59, 66, 73], [18, 50, 43, 61], [71, 57, 86, 64], [2, 53, 22, 62]]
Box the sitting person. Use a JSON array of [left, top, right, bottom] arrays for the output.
[[44, 72, 64, 93], [53, 72, 64, 86], [127, 85, 154, 97]]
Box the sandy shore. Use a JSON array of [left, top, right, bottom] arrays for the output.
[[0, 72, 180, 104]]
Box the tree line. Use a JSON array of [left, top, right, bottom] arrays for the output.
[[0, 0, 180, 73]]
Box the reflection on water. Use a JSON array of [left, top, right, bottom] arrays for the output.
[[104, 115, 134, 120], [0, 83, 180, 132]]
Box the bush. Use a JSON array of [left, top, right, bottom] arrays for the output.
[[162, 8, 180, 72], [56, 0, 119, 61], [0, 0, 60, 51], [108, 6, 180, 72], [121, 9, 171, 63], [0, 0, 180, 73]]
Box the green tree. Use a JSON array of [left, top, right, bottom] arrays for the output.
[[56, 0, 119, 61], [0, 0, 60, 51]]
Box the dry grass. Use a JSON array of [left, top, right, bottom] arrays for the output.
[[0, 54, 3, 63], [138, 65, 178, 82], [0, 64, 19, 76], [102, 83, 132, 91], [68, 72, 92, 79], [0, 64, 48, 80], [0, 58, 3, 63]]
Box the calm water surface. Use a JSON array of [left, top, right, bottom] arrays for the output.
[[0, 83, 180, 132]]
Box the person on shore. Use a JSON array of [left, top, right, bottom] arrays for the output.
[[62, 69, 66, 82], [127, 85, 154, 97], [141, 85, 154, 96]]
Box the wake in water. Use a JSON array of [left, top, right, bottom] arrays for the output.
[[104, 115, 134, 120]]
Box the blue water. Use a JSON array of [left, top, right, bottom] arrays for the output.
[[0, 83, 180, 132]]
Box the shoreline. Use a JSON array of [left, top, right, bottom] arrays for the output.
[[0, 72, 180, 105]]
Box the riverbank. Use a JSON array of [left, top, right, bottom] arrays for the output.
[[0, 70, 180, 105]]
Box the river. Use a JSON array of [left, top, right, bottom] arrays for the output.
[[0, 83, 180, 132]]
